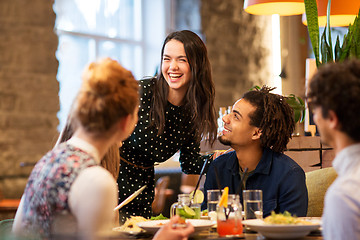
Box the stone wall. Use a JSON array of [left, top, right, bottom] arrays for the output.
[[0, 0, 59, 199], [201, 0, 273, 110]]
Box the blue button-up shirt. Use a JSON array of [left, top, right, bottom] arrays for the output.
[[202, 148, 308, 217]]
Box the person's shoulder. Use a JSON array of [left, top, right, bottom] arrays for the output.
[[77, 166, 117, 191], [212, 150, 236, 166], [139, 77, 156, 88]]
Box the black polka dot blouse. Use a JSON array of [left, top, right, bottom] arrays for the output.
[[117, 78, 212, 222]]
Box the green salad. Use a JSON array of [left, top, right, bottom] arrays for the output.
[[150, 213, 168, 220]]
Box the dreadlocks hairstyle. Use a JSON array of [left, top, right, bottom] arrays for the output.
[[243, 86, 295, 153], [150, 30, 217, 144]]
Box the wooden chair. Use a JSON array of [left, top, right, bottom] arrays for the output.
[[152, 176, 171, 215], [306, 167, 338, 217], [0, 188, 21, 220], [180, 173, 200, 194]]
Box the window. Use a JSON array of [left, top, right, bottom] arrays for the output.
[[54, 0, 166, 130]]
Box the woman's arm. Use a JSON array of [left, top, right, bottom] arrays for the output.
[[178, 138, 213, 175], [69, 166, 117, 237]]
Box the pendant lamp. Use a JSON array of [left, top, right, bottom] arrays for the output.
[[244, 0, 305, 16], [302, 0, 360, 27]]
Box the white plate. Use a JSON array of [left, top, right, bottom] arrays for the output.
[[137, 219, 216, 235], [112, 226, 144, 236], [242, 219, 321, 239]]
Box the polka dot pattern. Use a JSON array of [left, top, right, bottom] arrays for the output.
[[117, 78, 210, 222]]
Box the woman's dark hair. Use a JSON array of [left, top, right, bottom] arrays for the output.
[[243, 86, 295, 153], [150, 30, 217, 144], [307, 59, 360, 141]]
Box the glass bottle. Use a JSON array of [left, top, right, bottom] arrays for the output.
[[217, 194, 243, 236], [170, 194, 201, 219]]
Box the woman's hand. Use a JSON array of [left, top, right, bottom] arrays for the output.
[[153, 215, 195, 240]]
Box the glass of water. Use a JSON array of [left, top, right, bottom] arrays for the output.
[[207, 189, 221, 221], [243, 189, 263, 220]]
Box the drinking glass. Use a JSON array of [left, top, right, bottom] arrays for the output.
[[207, 189, 221, 221], [170, 194, 201, 219], [243, 189, 263, 220], [217, 194, 243, 236]]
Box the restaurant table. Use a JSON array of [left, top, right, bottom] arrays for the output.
[[98, 228, 323, 240]]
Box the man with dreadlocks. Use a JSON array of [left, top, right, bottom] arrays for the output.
[[202, 86, 308, 217]]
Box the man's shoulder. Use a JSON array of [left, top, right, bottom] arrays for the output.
[[212, 151, 236, 167]]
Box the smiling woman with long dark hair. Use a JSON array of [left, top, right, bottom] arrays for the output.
[[117, 30, 217, 222]]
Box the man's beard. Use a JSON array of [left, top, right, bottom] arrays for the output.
[[218, 135, 231, 146]]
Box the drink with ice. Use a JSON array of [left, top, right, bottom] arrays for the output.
[[217, 218, 243, 236], [176, 206, 201, 219], [170, 193, 201, 219], [217, 194, 243, 236]]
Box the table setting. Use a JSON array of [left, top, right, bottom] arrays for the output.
[[110, 185, 323, 240]]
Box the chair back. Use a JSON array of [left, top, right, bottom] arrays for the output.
[[306, 167, 337, 217], [0, 219, 14, 238]]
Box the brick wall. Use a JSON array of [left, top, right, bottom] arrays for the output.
[[0, 0, 59, 199], [201, 0, 273, 110]]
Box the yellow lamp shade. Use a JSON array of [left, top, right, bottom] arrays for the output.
[[302, 0, 360, 27], [244, 0, 305, 16]]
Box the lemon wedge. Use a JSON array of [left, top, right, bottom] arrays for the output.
[[190, 190, 204, 204], [183, 205, 196, 216], [218, 187, 229, 207]]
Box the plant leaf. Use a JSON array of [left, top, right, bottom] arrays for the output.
[[250, 85, 261, 91], [320, 27, 331, 65], [326, 0, 333, 61], [339, 33, 350, 61], [353, 9, 360, 58], [304, 0, 320, 67], [335, 36, 341, 62], [286, 95, 305, 123]]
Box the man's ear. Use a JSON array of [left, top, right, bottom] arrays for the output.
[[327, 110, 340, 130], [252, 128, 262, 140]]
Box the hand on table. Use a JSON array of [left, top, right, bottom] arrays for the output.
[[153, 215, 194, 240]]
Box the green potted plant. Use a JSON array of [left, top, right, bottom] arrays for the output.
[[250, 86, 305, 124], [304, 0, 360, 67]]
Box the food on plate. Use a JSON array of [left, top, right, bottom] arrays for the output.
[[178, 217, 186, 224], [201, 209, 208, 216], [190, 189, 204, 204], [218, 187, 229, 208], [151, 213, 168, 220], [113, 216, 148, 232], [264, 211, 312, 225]]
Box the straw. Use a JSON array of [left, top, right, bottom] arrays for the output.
[[213, 165, 222, 191], [236, 167, 248, 195], [189, 159, 210, 207], [214, 166, 231, 220]]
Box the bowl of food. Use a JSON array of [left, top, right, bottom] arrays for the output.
[[242, 211, 321, 239]]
